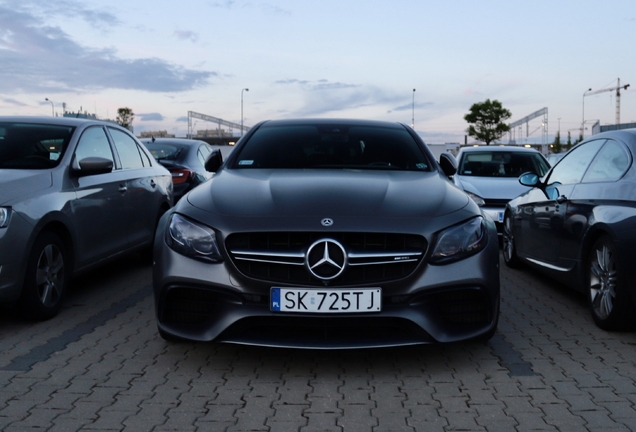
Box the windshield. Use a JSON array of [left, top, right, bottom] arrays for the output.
[[0, 122, 75, 169], [145, 143, 184, 161], [232, 124, 432, 171], [458, 150, 550, 178]]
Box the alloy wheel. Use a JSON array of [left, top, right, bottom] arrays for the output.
[[502, 214, 519, 267], [35, 243, 66, 308], [589, 241, 618, 321]]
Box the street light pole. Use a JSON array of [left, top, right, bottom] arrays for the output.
[[411, 89, 416, 129], [241, 88, 249, 137], [582, 88, 592, 139], [45, 98, 54, 116]]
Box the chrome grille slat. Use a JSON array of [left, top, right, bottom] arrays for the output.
[[234, 257, 305, 266], [231, 249, 305, 266], [226, 232, 427, 286], [348, 258, 420, 266]]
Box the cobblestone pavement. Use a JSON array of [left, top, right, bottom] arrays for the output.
[[1, 253, 636, 431]]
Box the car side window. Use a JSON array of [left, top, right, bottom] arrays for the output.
[[108, 128, 144, 169], [582, 140, 630, 183], [138, 145, 153, 167], [198, 144, 212, 164], [547, 139, 605, 185], [74, 126, 114, 164]]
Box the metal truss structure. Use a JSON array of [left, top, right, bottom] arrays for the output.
[[187, 111, 250, 139], [507, 107, 548, 145]]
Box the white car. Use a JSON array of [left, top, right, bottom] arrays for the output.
[[453, 146, 550, 236], [546, 152, 567, 165]]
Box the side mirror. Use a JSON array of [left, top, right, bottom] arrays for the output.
[[519, 172, 539, 187], [204, 149, 223, 173], [72, 156, 114, 177], [439, 153, 457, 177]]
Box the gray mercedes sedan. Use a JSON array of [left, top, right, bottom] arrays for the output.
[[0, 116, 172, 320], [153, 119, 500, 348]]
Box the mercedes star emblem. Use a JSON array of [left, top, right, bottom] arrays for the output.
[[305, 239, 346, 280], [321, 218, 334, 227]]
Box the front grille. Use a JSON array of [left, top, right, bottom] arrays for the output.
[[483, 198, 509, 207], [225, 232, 427, 286], [217, 316, 434, 347]]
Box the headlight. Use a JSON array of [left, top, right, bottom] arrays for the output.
[[0, 207, 10, 228], [465, 191, 485, 206], [166, 214, 222, 262], [430, 217, 487, 264]]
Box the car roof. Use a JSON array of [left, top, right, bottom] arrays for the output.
[[589, 128, 636, 143], [141, 138, 209, 146], [458, 145, 541, 154], [0, 115, 122, 128], [257, 118, 408, 129]]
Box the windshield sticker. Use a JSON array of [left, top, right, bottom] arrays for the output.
[[416, 163, 428, 170], [238, 160, 255, 166]]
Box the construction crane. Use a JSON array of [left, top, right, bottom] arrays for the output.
[[586, 78, 630, 124]]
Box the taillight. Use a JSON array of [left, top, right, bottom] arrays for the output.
[[171, 169, 193, 185]]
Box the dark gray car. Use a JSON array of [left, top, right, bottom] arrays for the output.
[[140, 138, 215, 202], [0, 116, 173, 319], [503, 128, 636, 331], [153, 119, 500, 348]]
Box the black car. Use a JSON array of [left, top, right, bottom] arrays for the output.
[[152, 119, 500, 348], [140, 137, 215, 201], [502, 129, 636, 330], [0, 116, 173, 319]]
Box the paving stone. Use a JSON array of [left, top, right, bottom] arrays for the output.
[[4, 256, 636, 430], [541, 403, 587, 430]]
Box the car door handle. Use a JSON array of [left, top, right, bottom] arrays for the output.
[[556, 195, 568, 204]]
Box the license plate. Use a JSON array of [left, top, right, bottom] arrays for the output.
[[271, 287, 381, 313], [498, 211, 504, 223]]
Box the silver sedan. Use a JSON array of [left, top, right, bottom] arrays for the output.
[[453, 145, 550, 236], [0, 116, 173, 319]]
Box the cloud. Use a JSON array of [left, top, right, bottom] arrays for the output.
[[274, 79, 359, 91], [2, 98, 29, 107], [275, 79, 309, 85], [7, 0, 121, 28], [274, 78, 407, 117], [209, 0, 237, 8], [388, 101, 434, 113], [260, 4, 292, 15], [208, 1, 290, 15], [174, 30, 199, 43], [312, 81, 359, 91], [0, 5, 216, 94], [176, 116, 189, 123], [138, 113, 164, 121]]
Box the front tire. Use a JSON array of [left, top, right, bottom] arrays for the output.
[[502, 213, 520, 268], [587, 235, 636, 331], [19, 232, 68, 320]]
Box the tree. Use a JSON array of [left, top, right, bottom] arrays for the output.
[[575, 133, 583, 145], [464, 99, 512, 145], [116, 107, 135, 128], [566, 131, 573, 151], [552, 131, 562, 154]]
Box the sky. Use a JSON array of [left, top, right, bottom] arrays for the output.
[[1, 0, 635, 144]]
